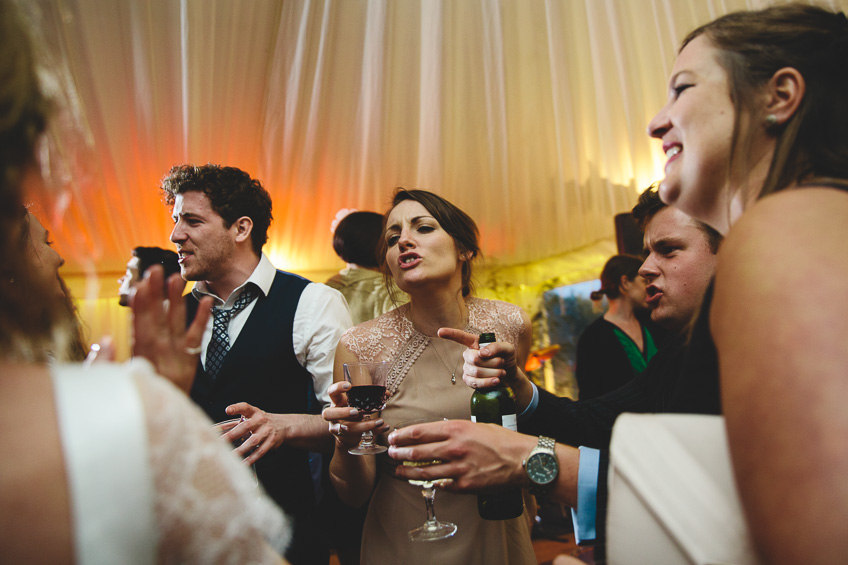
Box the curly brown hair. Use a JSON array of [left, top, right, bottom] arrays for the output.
[[160, 164, 273, 256], [590, 254, 644, 301]]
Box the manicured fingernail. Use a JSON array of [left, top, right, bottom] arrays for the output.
[[349, 408, 358, 416], [375, 419, 384, 426], [342, 382, 351, 389]]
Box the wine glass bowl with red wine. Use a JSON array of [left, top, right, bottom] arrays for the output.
[[347, 385, 387, 413], [343, 361, 389, 455]]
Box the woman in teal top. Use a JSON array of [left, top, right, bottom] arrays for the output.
[[575, 254, 657, 400]]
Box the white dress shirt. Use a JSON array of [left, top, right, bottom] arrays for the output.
[[191, 253, 352, 407]]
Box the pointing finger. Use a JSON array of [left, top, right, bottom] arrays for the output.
[[437, 327, 479, 348]]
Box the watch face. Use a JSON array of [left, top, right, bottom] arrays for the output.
[[527, 452, 558, 485]]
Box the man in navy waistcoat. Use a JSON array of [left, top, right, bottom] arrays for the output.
[[161, 164, 352, 565]]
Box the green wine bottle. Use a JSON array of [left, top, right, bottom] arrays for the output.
[[470, 332, 524, 520]]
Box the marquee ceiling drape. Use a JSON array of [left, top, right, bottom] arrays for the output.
[[25, 0, 847, 294]]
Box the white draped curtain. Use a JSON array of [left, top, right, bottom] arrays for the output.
[[22, 0, 846, 357]]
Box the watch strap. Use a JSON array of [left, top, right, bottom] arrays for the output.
[[537, 436, 556, 453], [527, 436, 557, 495]]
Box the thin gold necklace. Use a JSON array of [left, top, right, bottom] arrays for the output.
[[431, 338, 463, 385]]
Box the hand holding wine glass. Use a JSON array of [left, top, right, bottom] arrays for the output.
[[394, 418, 457, 541], [212, 416, 259, 487], [344, 361, 389, 455]]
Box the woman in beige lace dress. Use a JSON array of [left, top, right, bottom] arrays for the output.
[[323, 189, 536, 564]]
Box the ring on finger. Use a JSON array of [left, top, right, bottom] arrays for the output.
[[185, 345, 203, 355]]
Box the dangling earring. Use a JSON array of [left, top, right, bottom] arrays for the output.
[[765, 114, 779, 126]]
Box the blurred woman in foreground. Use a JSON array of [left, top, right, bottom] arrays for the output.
[[15, 206, 89, 361], [646, 4, 848, 562], [0, 2, 289, 562]]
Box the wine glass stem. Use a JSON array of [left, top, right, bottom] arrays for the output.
[[422, 486, 438, 523], [360, 414, 375, 448]]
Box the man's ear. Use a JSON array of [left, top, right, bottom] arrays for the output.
[[764, 66, 805, 127], [233, 216, 254, 244]]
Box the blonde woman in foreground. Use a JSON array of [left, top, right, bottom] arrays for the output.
[[0, 2, 290, 562]]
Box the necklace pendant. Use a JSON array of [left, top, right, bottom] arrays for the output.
[[451, 374, 456, 385]]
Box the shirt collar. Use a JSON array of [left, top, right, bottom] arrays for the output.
[[191, 253, 276, 307]]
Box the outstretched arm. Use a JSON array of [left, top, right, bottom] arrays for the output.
[[388, 419, 579, 507], [219, 285, 353, 461], [222, 404, 332, 461]]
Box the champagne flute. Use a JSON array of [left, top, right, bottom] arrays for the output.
[[344, 361, 389, 455], [395, 418, 457, 541]]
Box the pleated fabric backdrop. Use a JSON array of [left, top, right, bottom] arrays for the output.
[[19, 0, 846, 359]]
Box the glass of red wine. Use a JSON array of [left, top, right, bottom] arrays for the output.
[[344, 361, 389, 455]]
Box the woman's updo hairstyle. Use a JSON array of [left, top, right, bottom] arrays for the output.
[[378, 188, 480, 302], [590, 254, 643, 301]]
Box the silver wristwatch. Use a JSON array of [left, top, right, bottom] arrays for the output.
[[523, 436, 558, 494]]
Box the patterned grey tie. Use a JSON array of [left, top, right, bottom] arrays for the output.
[[205, 286, 257, 379]]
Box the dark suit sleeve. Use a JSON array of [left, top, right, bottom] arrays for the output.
[[520, 333, 687, 560], [520, 375, 653, 449], [519, 332, 686, 450]]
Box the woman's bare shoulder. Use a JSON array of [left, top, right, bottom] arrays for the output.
[[713, 186, 848, 565], [721, 187, 848, 275]]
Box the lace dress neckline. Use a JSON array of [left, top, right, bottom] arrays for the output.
[[341, 296, 525, 397], [385, 302, 483, 395]]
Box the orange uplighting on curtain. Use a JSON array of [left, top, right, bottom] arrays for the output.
[[29, 0, 848, 359]]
